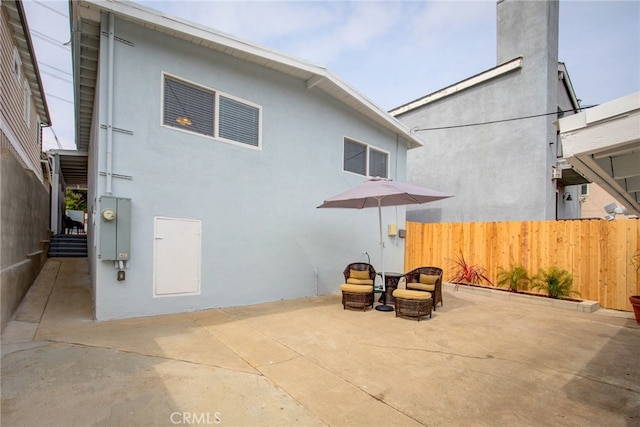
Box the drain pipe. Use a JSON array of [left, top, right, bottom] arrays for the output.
[[105, 12, 115, 195]]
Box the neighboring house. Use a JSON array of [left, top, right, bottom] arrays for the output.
[[579, 183, 633, 220], [390, 0, 587, 223], [0, 0, 52, 332], [558, 92, 640, 217], [66, 0, 422, 320]]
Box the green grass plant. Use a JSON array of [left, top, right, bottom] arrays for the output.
[[531, 266, 579, 299], [496, 264, 530, 292]]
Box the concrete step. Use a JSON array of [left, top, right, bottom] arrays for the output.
[[48, 235, 87, 258]]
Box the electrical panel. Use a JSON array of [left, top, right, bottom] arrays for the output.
[[99, 196, 131, 261]]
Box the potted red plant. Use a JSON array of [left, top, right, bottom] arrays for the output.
[[630, 252, 640, 324], [630, 296, 640, 324]]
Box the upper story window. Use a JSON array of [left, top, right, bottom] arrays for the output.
[[13, 48, 21, 84], [162, 74, 262, 149], [343, 137, 389, 178], [580, 184, 589, 197], [36, 117, 42, 150], [23, 80, 31, 128]]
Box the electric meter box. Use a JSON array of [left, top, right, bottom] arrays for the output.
[[99, 196, 131, 261]]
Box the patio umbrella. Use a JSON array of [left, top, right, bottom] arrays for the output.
[[317, 177, 452, 311]]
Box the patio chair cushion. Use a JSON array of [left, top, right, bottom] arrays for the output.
[[349, 269, 371, 280], [393, 289, 433, 301], [419, 274, 439, 284], [407, 282, 436, 292], [340, 284, 374, 293], [346, 278, 374, 285]]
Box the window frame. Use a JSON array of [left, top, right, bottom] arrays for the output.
[[36, 117, 42, 150], [23, 79, 31, 128], [343, 136, 390, 178], [216, 92, 262, 149], [580, 184, 589, 197], [161, 72, 262, 150], [13, 48, 21, 85]]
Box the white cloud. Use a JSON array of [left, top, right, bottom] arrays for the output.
[[20, 0, 640, 149], [284, 2, 405, 64], [142, 1, 335, 44], [22, 0, 74, 150]]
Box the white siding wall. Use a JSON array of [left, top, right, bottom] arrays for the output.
[[0, 8, 42, 180]]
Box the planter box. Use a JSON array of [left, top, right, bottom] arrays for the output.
[[444, 282, 600, 313]]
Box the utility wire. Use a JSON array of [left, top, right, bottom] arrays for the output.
[[40, 70, 72, 84], [40, 62, 72, 76], [46, 93, 73, 104], [411, 105, 596, 133], [32, 0, 68, 19], [31, 31, 70, 50], [46, 127, 63, 150]]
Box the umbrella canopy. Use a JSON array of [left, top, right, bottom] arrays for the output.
[[317, 178, 452, 209], [318, 178, 452, 308]]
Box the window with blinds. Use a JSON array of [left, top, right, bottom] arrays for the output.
[[162, 74, 262, 149], [369, 148, 388, 178], [343, 138, 367, 176], [343, 138, 388, 178], [219, 96, 260, 147], [163, 77, 214, 136]]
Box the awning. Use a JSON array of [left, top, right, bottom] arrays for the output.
[[557, 92, 640, 216], [48, 150, 88, 188]]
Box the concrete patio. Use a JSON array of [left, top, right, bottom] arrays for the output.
[[2, 258, 639, 426]]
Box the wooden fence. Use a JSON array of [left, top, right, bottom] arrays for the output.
[[404, 219, 640, 311]]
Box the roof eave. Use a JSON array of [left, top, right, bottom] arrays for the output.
[[389, 57, 524, 117], [558, 62, 581, 112], [4, 0, 52, 125], [72, 0, 422, 151]]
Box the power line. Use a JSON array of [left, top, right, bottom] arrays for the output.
[[40, 62, 72, 77], [46, 126, 63, 150], [46, 93, 73, 104], [31, 30, 70, 50], [411, 106, 597, 133], [40, 70, 73, 84], [32, 0, 68, 19]]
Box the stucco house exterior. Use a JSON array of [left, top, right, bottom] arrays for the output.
[[67, 0, 423, 320], [0, 0, 51, 332], [391, 0, 587, 223]]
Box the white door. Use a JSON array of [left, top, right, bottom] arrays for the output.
[[154, 217, 201, 296]]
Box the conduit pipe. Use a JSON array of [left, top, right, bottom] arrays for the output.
[[106, 12, 115, 195]]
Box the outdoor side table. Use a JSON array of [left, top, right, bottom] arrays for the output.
[[379, 272, 403, 304]]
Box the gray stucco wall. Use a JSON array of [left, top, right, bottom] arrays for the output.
[[398, 0, 562, 223], [556, 77, 582, 220], [89, 16, 409, 320], [1, 148, 50, 332]]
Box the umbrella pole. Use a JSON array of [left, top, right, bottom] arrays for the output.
[[378, 199, 384, 291], [375, 198, 393, 312]]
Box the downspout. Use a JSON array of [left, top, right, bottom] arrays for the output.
[[105, 12, 115, 195], [51, 153, 60, 233]]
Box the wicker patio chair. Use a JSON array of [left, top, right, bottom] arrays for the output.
[[339, 262, 376, 311], [403, 266, 443, 310]]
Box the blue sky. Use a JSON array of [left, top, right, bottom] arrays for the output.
[[22, 0, 640, 151]]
